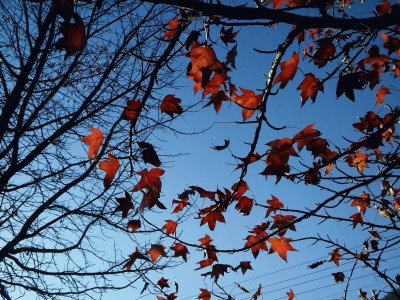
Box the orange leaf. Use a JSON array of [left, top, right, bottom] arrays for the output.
[[297, 73, 323, 106], [328, 248, 341, 266], [171, 243, 189, 261], [164, 16, 179, 40], [244, 231, 268, 258], [268, 237, 297, 262], [274, 52, 299, 89], [98, 153, 120, 190], [232, 88, 261, 121], [375, 86, 390, 107], [115, 191, 133, 218], [271, 214, 296, 236], [132, 168, 164, 192], [381, 33, 400, 56], [266, 195, 284, 217], [204, 90, 230, 113], [163, 220, 177, 236], [82, 127, 104, 161], [198, 234, 213, 246], [287, 289, 295, 300], [198, 288, 211, 300], [292, 124, 321, 151], [160, 95, 183, 117], [172, 197, 190, 214], [123, 247, 150, 271], [351, 192, 371, 215], [313, 40, 335, 68], [231, 180, 248, 199], [147, 244, 166, 263], [346, 151, 368, 174]]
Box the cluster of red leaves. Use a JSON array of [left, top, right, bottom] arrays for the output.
[[262, 124, 338, 183]]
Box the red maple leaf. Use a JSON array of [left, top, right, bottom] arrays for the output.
[[160, 95, 183, 117], [346, 151, 368, 174], [235, 196, 253, 216], [200, 205, 226, 231], [313, 40, 335, 68], [231, 180, 249, 199], [297, 73, 323, 106], [164, 16, 179, 40], [266, 195, 284, 217], [115, 191, 133, 218], [123, 247, 150, 271], [232, 88, 262, 121], [171, 243, 189, 262], [332, 272, 345, 283], [274, 52, 299, 89], [268, 237, 297, 262], [351, 192, 371, 214], [375, 86, 391, 107], [98, 153, 120, 190], [82, 127, 104, 161], [244, 231, 268, 258], [198, 289, 211, 300], [147, 244, 167, 263], [271, 214, 296, 236], [190, 186, 216, 200], [381, 33, 400, 56], [287, 289, 295, 300], [163, 220, 177, 236], [329, 248, 341, 266], [204, 90, 230, 113], [350, 212, 364, 229], [235, 261, 253, 274], [122, 100, 141, 122], [172, 197, 190, 214], [220, 26, 238, 45], [132, 168, 164, 192], [292, 124, 321, 151]]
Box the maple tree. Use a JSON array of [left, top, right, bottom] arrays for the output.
[[1, 0, 400, 299]]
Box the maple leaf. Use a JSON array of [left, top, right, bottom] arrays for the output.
[[394, 198, 400, 212], [123, 247, 150, 271], [336, 72, 367, 101], [232, 88, 261, 121], [292, 124, 321, 151], [198, 288, 211, 300], [313, 40, 335, 68], [226, 44, 238, 69], [329, 248, 341, 266], [115, 191, 133, 218], [233, 261, 253, 274], [98, 153, 120, 190], [122, 100, 141, 122], [369, 231, 381, 240], [297, 73, 323, 106], [200, 206, 225, 231], [212, 139, 230, 151], [163, 220, 177, 236], [370, 240, 379, 251], [346, 151, 368, 174], [235, 196, 253, 216], [160, 95, 183, 117], [274, 52, 299, 89], [190, 186, 216, 200], [353, 111, 381, 132], [332, 272, 345, 283], [266, 195, 284, 217], [202, 264, 231, 282], [55, 13, 86, 58], [172, 196, 190, 214], [231, 181, 248, 199], [287, 289, 295, 300], [244, 231, 268, 258], [137, 142, 161, 167], [375, 86, 390, 107], [271, 214, 296, 236], [252, 284, 262, 300], [204, 90, 230, 113], [127, 219, 141, 232], [351, 192, 371, 214], [375, 0, 391, 15], [82, 127, 104, 161], [381, 33, 400, 56], [171, 243, 189, 261], [220, 26, 238, 45], [305, 137, 329, 157], [268, 237, 297, 262], [198, 234, 213, 246], [157, 277, 169, 289], [350, 212, 364, 229], [132, 168, 164, 192], [147, 244, 166, 263], [164, 16, 179, 40], [197, 244, 218, 269], [137, 188, 166, 213]]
